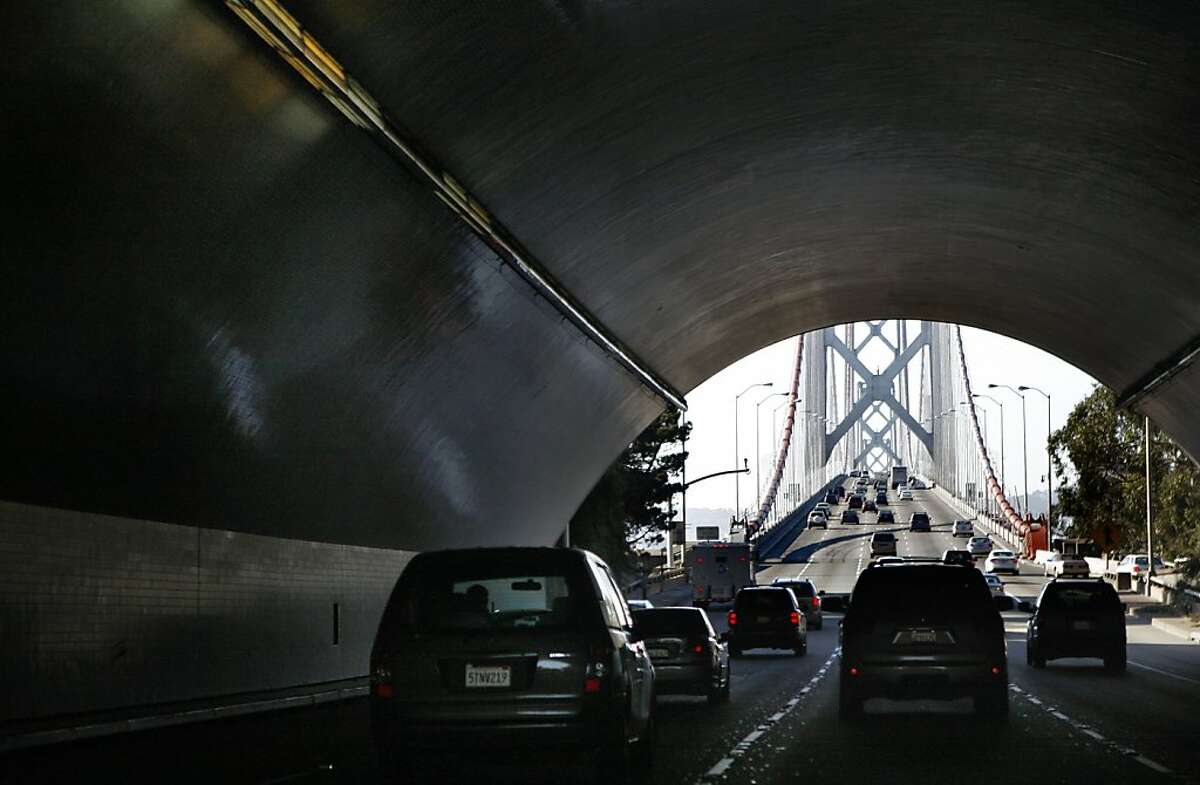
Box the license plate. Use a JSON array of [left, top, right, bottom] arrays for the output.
[[1071, 620, 1095, 631], [911, 629, 937, 643], [465, 664, 511, 688], [649, 648, 670, 659], [757, 616, 772, 623]]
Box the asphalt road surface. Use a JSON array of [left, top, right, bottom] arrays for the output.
[[4, 482, 1198, 784]]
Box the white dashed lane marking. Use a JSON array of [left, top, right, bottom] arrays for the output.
[[1009, 684, 1174, 776], [695, 649, 840, 784]]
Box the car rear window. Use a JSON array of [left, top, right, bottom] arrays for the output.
[[633, 608, 709, 636], [777, 581, 815, 597], [872, 533, 895, 543], [1043, 585, 1119, 611], [380, 554, 587, 634], [852, 567, 992, 614], [736, 589, 793, 611], [912, 513, 929, 522]]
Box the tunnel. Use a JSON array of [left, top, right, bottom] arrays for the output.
[[2, 0, 1198, 744]]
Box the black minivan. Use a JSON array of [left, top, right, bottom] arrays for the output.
[[369, 548, 656, 778]]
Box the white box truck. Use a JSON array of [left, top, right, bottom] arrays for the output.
[[686, 541, 754, 607]]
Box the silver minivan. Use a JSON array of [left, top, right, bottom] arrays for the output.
[[370, 548, 656, 779]]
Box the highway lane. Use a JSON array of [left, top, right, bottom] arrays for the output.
[[3, 479, 1196, 784]]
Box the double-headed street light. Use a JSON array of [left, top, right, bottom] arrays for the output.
[[1019, 385, 1053, 526], [734, 382, 773, 523], [989, 384, 1029, 517]]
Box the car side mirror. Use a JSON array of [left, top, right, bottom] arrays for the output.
[[1016, 600, 1035, 614], [818, 590, 826, 596], [993, 596, 1015, 612]]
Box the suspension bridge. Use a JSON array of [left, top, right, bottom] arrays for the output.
[[750, 322, 1049, 557]]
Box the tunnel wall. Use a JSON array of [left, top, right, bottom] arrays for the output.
[[0, 501, 410, 724]]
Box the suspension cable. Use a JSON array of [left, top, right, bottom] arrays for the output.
[[750, 336, 805, 535], [954, 325, 1030, 539]]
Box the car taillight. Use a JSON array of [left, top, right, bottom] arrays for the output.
[[991, 665, 1002, 675], [728, 611, 738, 626], [693, 643, 706, 654], [371, 663, 393, 698], [848, 666, 861, 677], [812, 597, 821, 609], [585, 642, 609, 694], [790, 611, 801, 626]]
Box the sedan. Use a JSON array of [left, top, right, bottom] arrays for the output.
[[862, 499, 878, 513], [877, 509, 895, 524], [966, 536, 993, 556], [985, 550, 1019, 575], [953, 520, 974, 538], [875, 491, 889, 506], [841, 510, 861, 524], [983, 574, 1005, 597], [1044, 552, 1090, 578], [898, 489, 914, 501]]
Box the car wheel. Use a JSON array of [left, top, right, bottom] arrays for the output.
[[633, 708, 656, 770], [838, 679, 863, 721], [794, 638, 807, 657], [1030, 642, 1047, 669], [1104, 647, 1127, 673], [595, 711, 634, 784], [721, 665, 732, 703], [975, 686, 1009, 719]]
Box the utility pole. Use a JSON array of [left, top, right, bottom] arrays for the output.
[[1145, 416, 1154, 597], [734, 382, 772, 526]]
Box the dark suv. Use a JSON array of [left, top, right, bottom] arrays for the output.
[[634, 607, 731, 704], [771, 577, 824, 629], [727, 587, 808, 657], [909, 511, 931, 532], [1024, 579, 1126, 671], [839, 564, 1008, 719], [370, 548, 656, 776]]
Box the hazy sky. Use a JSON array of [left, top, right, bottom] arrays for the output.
[[682, 323, 1100, 513]]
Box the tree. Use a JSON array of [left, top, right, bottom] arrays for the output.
[[1050, 386, 1200, 563], [568, 409, 690, 576]]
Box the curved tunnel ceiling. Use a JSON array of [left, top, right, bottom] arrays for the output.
[[1, 0, 1197, 551]]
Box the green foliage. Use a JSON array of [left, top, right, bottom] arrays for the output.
[[568, 409, 691, 575], [1050, 386, 1200, 560]]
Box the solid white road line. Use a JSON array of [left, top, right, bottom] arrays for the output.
[[1126, 660, 1200, 687]]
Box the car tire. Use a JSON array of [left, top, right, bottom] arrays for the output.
[[633, 708, 656, 771], [1104, 648, 1127, 673], [976, 686, 1009, 719], [1029, 642, 1047, 669], [838, 680, 863, 721], [794, 638, 807, 657]]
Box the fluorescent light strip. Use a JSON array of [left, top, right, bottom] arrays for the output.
[[226, 0, 685, 411]]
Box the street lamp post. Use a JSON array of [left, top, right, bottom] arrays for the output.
[[990, 384, 1029, 518], [1019, 385, 1053, 528], [756, 392, 789, 511], [734, 383, 773, 525]]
